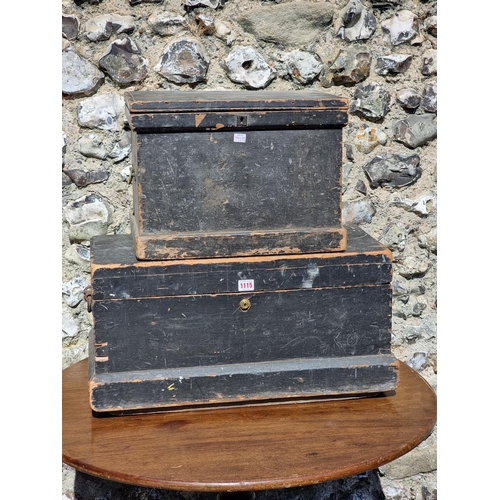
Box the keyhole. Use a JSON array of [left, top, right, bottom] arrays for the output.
[[239, 298, 251, 312]]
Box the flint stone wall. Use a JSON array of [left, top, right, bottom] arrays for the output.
[[62, 1, 437, 499]]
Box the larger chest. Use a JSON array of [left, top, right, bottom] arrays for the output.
[[88, 226, 398, 413]]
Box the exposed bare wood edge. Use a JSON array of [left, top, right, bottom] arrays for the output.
[[98, 391, 387, 416], [130, 211, 146, 260], [136, 226, 347, 241], [91, 252, 391, 271], [90, 253, 390, 272], [195, 113, 206, 127], [132, 227, 347, 261], [92, 250, 392, 272]]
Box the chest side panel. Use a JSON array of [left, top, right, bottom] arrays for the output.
[[92, 285, 392, 374]]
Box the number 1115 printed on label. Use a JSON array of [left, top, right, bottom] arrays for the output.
[[238, 279, 254, 291]]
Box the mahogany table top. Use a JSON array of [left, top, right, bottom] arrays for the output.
[[62, 359, 436, 493]]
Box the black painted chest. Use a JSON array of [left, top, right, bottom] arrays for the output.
[[125, 90, 349, 260], [87, 91, 399, 413], [88, 226, 398, 413]]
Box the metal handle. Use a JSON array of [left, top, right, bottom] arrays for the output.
[[127, 167, 134, 185], [83, 285, 93, 313]]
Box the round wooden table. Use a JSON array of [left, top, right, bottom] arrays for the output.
[[63, 359, 436, 498]]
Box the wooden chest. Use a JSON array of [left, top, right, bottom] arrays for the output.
[[125, 90, 349, 260], [88, 226, 398, 413]]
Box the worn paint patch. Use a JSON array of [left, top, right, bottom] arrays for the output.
[[301, 264, 320, 288], [194, 114, 206, 127]]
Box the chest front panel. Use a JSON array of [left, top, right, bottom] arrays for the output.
[[92, 285, 392, 374], [135, 128, 342, 234]]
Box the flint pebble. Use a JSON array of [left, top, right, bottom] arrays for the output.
[[342, 198, 376, 225], [394, 296, 427, 319], [337, 0, 377, 41], [407, 352, 428, 371], [213, 19, 233, 44], [64, 169, 110, 188], [62, 276, 88, 308], [63, 15, 80, 40], [284, 50, 323, 84], [108, 133, 132, 163], [355, 180, 367, 195], [64, 244, 91, 265], [393, 280, 410, 300], [195, 15, 215, 34], [363, 153, 421, 188], [350, 82, 391, 121], [120, 165, 132, 182], [375, 54, 412, 76], [85, 14, 135, 42], [77, 93, 125, 131], [185, 0, 220, 8], [421, 82, 437, 113], [418, 227, 437, 254], [342, 162, 353, 194], [421, 49, 437, 76], [62, 46, 104, 96], [64, 193, 112, 242], [393, 278, 426, 304], [345, 144, 355, 161], [424, 15, 437, 37], [78, 134, 108, 159], [62, 172, 72, 187], [224, 46, 276, 89], [328, 48, 371, 86], [379, 222, 410, 253], [397, 254, 429, 278], [403, 316, 437, 342], [381, 10, 421, 45], [62, 312, 79, 339], [62, 132, 67, 165], [393, 114, 437, 149], [99, 38, 149, 85], [396, 88, 421, 109], [148, 12, 188, 36], [392, 192, 437, 216], [155, 38, 209, 84], [354, 123, 387, 154]]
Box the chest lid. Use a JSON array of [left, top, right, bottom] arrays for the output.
[[125, 90, 348, 113], [90, 226, 391, 302], [124, 90, 348, 131]]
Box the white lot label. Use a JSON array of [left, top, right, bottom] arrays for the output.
[[234, 133, 247, 143], [238, 279, 254, 291]]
